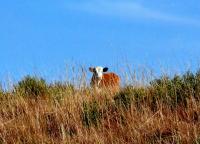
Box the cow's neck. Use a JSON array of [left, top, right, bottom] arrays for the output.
[[92, 76, 102, 87]]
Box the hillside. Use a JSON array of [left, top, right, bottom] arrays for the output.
[[0, 70, 200, 143]]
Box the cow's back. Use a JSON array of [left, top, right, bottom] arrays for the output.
[[99, 73, 120, 88]]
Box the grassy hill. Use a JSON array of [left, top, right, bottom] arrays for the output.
[[0, 70, 200, 143]]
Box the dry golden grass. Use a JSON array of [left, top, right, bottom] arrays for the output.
[[0, 69, 200, 143]]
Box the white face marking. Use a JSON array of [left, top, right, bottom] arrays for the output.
[[93, 66, 104, 79], [90, 66, 108, 87]]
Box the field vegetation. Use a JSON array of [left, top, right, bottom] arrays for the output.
[[0, 68, 200, 143]]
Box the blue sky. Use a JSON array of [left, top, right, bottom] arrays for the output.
[[0, 0, 200, 83]]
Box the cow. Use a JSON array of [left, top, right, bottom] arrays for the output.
[[89, 66, 120, 92]]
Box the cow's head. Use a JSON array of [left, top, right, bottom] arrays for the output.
[[89, 66, 108, 80]]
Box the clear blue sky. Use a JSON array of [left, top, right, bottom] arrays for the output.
[[1, 0, 200, 83]]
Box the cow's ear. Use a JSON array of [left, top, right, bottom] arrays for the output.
[[89, 67, 94, 72], [103, 67, 108, 72]]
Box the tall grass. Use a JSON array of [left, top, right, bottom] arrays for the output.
[[0, 68, 200, 143]]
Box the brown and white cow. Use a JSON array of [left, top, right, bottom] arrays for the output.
[[89, 66, 120, 91]]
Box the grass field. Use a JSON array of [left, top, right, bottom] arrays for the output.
[[0, 68, 200, 143]]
